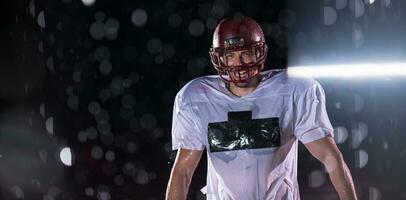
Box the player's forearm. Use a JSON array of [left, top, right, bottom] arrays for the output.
[[326, 160, 357, 200], [166, 169, 192, 200]]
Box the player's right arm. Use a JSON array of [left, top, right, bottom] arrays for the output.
[[166, 148, 203, 200]]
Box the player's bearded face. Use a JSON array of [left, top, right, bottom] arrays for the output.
[[222, 49, 259, 87]]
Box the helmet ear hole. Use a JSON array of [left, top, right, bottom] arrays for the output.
[[255, 48, 260, 58]]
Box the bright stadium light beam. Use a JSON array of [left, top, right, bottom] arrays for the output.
[[287, 63, 406, 78]]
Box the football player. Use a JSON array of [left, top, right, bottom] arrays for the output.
[[166, 16, 357, 200]]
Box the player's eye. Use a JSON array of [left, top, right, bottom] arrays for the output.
[[241, 52, 254, 60], [225, 54, 235, 59]]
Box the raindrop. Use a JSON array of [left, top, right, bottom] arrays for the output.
[[168, 14, 182, 27], [87, 127, 98, 140], [352, 24, 364, 48], [40, 103, 45, 117], [260, 22, 272, 37], [308, 170, 326, 188], [97, 191, 111, 200], [46, 56, 55, 71], [67, 95, 79, 110], [99, 60, 112, 75], [127, 141, 138, 153], [88, 101, 101, 115], [95, 11, 105, 21], [351, 122, 368, 149], [39, 149, 48, 163], [91, 146, 104, 159], [90, 21, 105, 40], [369, 187, 381, 200], [104, 18, 120, 35], [48, 186, 62, 198], [85, 187, 94, 196], [81, 0, 96, 7], [351, 0, 365, 18], [323, 7, 337, 26], [155, 55, 164, 64], [37, 11, 46, 28], [152, 128, 164, 139], [99, 88, 111, 102], [334, 126, 349, 144], [123, 79, 132, 88], [334, 102, 341, 109], [46, 117, 53, 135], [164, 142, 172, 153], [60, 147, 72, 166], [134, 170, 149, 185], [11, 185, 24, 199], [355, 149, 368, 168], [211, 3, 226, 18], [29, 0, 36, 18], [382, 141, 388, 150], [366, 0, 375, 4], [131, 9, 148, 27], [66, 86, 74, 96], [94, 46, 111, 61], [188, 19, 205, 37], [97, 120, 111, 134], [123, 162, 136, 175], [105, 150, 115, 161], [78, 131, 87, 142], [110, 77, 124, 96]]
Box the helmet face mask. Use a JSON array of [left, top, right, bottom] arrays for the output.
[[209, 16, 268, 83]]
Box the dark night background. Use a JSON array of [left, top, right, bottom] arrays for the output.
[[1, 0, 406, 199]]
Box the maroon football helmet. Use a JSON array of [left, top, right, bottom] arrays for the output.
[[209, 16, 268, 83]]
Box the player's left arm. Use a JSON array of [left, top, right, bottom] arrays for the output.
[[304, 136, 357, 200]]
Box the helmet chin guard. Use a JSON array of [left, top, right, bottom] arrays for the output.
[[209, 16, 268, 83]]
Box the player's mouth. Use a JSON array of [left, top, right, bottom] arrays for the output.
[[237, 70, 248, 79]]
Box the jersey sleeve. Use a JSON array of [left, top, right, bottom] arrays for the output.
[[171, 92, 206, 151], [293, 82, 334, 144]]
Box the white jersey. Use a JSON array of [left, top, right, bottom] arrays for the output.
[[171, 69, 333, 200]]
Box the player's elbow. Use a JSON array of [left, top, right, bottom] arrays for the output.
[[321, 150, 345, 173], [171, 162, 195, 183]]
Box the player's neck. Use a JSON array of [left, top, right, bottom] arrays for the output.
[[227, 77, 260, 97]]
